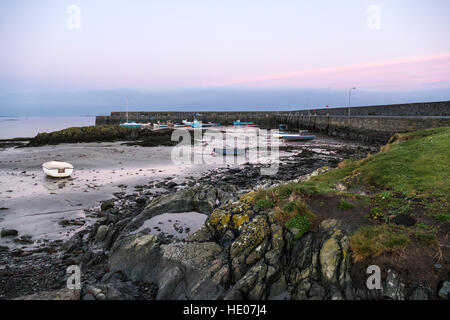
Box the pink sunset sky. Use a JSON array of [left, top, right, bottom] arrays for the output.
[[0, 0, 449, 114]]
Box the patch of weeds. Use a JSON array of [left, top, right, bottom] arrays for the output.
[[368, 207, 385, 222], [285, 215, 311, 240], [433, 212, 450, 222], [256, 199, 275, 210], [276, 184, 294, 200], [414, 224, 437, 246], [338, 199, 354, 211], [372, 191, 412, 215], [274, 200, 314, 226], [424, 201, 450, 218], [424, 201, 445, 212], [350, 224, 410, 261], [388, 203, 412, 215], [282, 201, 297, 212], [292, 181, 334, 196]]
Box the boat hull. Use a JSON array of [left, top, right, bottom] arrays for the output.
[[273, 132, 289, 138], [281, 135, 315, 141], [233, 121, 256, 126], [42, 161, 74, 178], [120, 123, 142, 127], [213, 148, 246, 156]]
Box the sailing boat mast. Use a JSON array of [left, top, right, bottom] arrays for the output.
[[119, 96, 142, 127], [126, 96, 129, 123]]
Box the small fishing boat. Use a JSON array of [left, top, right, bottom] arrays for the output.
[[181, 119, 220, 128], [273, 131, 289, 138], [234, 120, 256, 127], [274, 129, 309, 138], [213, 148, 247, 156], [201, 122, 220, 127], [174, 123, 190, 128], [191, 120, 203, 128], [120, 122, 143, 127], [120, 97, 143, 127], [281, 135, 315, 141], [42, 161, 73, 178]]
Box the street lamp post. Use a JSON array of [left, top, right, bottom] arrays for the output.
[[348, 87, 357, 116]]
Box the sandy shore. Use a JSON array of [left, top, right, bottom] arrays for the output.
[[0, 141, 227, 248]]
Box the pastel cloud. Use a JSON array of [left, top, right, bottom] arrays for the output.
[[216, 53, 450, 91]]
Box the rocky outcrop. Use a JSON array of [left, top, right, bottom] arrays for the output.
[[103, 189, 434, 300], [109, 234, 229, 299], [25, 126, 176, 147], [438, 281, 450, 299], [122, 184, 239, 235], [37, 177, 436, 301]]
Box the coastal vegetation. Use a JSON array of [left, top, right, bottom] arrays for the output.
[[253, 126, 450, 261]]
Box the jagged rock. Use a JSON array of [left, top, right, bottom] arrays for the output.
[[123, 184, 237, 233], [269, 223, 284, 253], [223, 287, 243, 300], [101, 272, 125, 283], [329, 285, 344, 300], [109, 234, 228, 299], [101, 200, 115, 211], [318, 220, 351, 288], [1, 229, 18, 237], [246, 238, 268, 266], [268, 276, 287, 299], [287, 233, 316, 285], [383, 269, 406, 300], [308, 282, 326, 299], [344, 286, 356, 300], [230, 215, 270, 281], [157, 266, 184, 299], [320, 235, 341, 283], [227, 260, 267, 300], [82, 293, 96, 300], [230, 216, 269, 260], [95, 225, 109, 242], [186, 224, 215, 242], [438, 281, 450, 299], [408, 285, 431, 300]]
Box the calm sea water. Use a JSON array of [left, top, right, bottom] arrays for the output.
[[0, 116, 96, 139]]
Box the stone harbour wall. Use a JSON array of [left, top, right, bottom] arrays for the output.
[[95, 100, 450, 144]]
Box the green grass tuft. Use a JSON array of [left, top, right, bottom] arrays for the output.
[[285, 215, 311, 240], [338, 199, 354, 210], [256, 199, 275, 210], [351, 225, 410, 261], [433, 212, 450, 222]]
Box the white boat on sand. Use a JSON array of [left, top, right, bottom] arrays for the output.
[[42, 161, 73, 178]]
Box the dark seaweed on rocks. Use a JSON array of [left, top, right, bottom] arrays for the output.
[[25, 126, 178, 147]]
